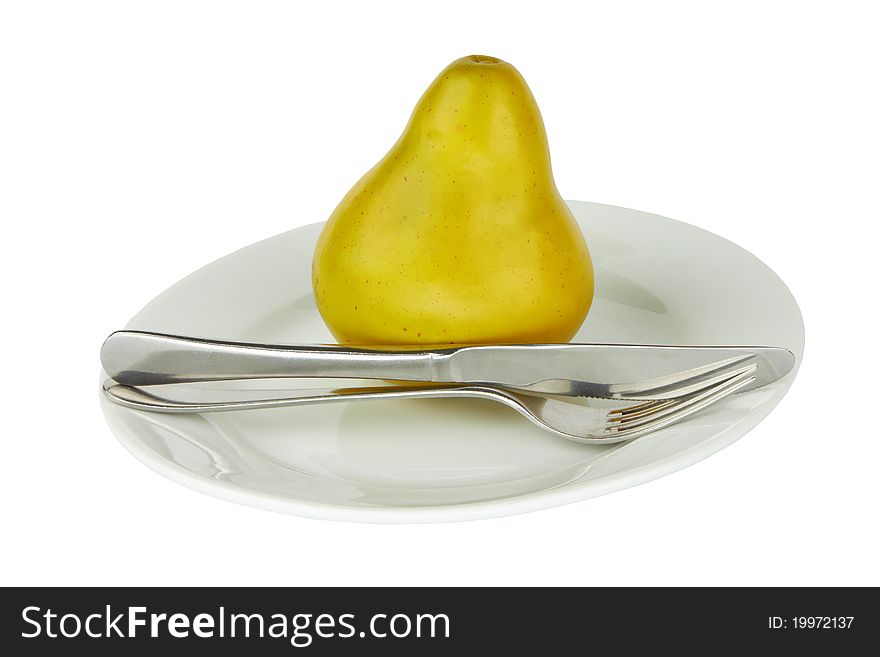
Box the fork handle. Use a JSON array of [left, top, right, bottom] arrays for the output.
[[102, 380, 504, 414]]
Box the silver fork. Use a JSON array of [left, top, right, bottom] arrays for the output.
[[102, 362, 757, 445]]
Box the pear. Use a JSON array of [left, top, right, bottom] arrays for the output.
[[312, 55, 593, 345]]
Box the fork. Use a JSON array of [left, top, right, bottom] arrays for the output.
[[102, 362, 757, 444]]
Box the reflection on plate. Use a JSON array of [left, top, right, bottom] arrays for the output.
[[99, 201, 804, 522]]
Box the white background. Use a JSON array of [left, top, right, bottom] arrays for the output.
[[2, 1, 878, 586]]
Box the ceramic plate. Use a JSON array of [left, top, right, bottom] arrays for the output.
[[99, 201, 804, 522]]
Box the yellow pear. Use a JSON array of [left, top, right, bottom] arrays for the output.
[[312, 55, 593, 345]]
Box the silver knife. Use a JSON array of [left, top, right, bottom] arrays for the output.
[[100, 330, 795, 399]]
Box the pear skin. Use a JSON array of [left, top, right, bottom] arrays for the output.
[[312, 55, 593, 345]]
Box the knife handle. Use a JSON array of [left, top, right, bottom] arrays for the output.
[[101, 330, 440, 386]]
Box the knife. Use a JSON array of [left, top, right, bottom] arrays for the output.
[[100, 330, 795, 399]]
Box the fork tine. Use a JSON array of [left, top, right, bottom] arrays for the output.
[[607, 361, 757, 423], [605, 364, 758, 438], [614, 352, 757, 400], [612, 363, 756, 428], [609, 398, 678, 418], [611, 366, 756, 438]]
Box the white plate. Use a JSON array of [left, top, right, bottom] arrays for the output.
[[100, 201, 803, 522]]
